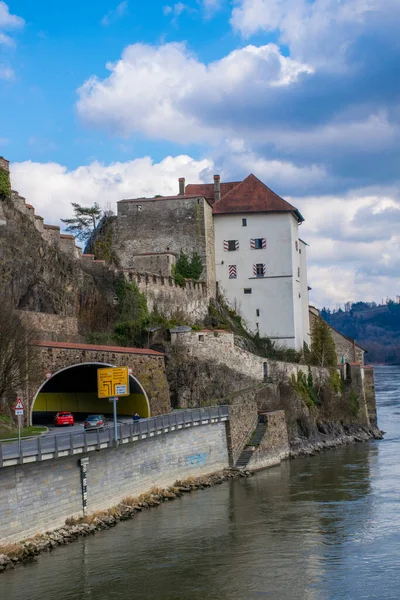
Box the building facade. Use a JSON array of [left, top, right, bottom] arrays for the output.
[[108, 173, 310, 350], [210, 175, 310, 350]]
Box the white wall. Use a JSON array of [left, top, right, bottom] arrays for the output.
[[214, 212, 301, 348], [299, 240, 311, 347]]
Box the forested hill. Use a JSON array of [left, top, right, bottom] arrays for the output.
[[321, 300, 400, 364]]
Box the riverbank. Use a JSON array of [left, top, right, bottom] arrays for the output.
[[290, 423, 383, 458], [0, 469, 253, 573], [0, 424, 384, 573]]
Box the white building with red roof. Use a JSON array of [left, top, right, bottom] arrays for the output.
[[188, 174, 310, 350]]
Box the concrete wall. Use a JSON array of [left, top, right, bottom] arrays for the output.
[[125, 271, 209, 322], [114, 196, 216, 294], [246, 411, 290, 471], [0, 422, 229, 543]]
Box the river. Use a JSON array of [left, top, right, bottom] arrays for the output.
[[1, 365, 399, 600]]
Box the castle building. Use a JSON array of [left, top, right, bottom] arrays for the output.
[[109, 173, 310, 350], [186, 174, 310, 350]]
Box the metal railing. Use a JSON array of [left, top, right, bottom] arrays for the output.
[[0, 406, 229, 467]]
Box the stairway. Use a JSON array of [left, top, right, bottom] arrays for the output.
[[235, 421, 267, 468]]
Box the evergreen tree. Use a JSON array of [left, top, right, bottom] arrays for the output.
[[189, 252, 203, 280], [61, 202, 103, 243], [310, 317, 337, 367]]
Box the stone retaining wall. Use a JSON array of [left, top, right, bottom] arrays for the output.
[[170, 328, 330, 384], [246, 411, 290, 471]]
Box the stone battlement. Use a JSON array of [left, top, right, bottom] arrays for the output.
[[125, 270, 209, 321]]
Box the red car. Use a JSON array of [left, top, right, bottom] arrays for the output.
[[54, 412, 74, 427]]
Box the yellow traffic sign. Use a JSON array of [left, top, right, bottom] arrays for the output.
[[97, 366, 130, 399]]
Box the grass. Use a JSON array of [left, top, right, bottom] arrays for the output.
[[0, 426, 47, 441]]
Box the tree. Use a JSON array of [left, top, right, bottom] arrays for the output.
[[61, 202, 103, 244], [310, 317, 337, 367], [0, 300, 40, 415]]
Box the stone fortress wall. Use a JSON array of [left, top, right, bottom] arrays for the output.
[[0, 157, 214, 321]]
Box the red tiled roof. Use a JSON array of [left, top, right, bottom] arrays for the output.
[[185, 182, 240, 205], [212, 174, 304, 221], [32, 340, 164, 356]]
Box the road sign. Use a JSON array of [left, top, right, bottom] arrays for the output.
[[97, 367, 130, 399], [15, 409, 24, 416], [14, 398, 24, 410]]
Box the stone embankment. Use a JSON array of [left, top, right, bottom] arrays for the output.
[[0, 469, 252, 573], [290, 423, 383, 459]]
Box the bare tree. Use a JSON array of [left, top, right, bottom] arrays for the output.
[[0, 299, 40, 415]]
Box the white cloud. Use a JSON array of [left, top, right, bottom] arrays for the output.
[[76, 42, 312, 142], [294, 187, 400, 307], [101, 1, 128, 26], [230, 0, 400, 68], [9, 155, 211, 226], [0, 64, 13, 79], [0, 1, 24, 29]]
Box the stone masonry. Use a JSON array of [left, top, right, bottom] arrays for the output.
[[246, 411, 290, 471], [26, 341, 171, 421], [0, 421, 229, 542], [113, 195, 216, 296]]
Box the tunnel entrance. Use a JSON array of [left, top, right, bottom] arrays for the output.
[[31, 363, 150, 424]]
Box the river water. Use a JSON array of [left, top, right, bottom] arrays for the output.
[[1, 366, 400, 600]]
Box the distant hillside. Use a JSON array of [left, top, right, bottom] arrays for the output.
[[321, 300, 400, 364]]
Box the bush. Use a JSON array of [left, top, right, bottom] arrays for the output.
[[329, 370, 343, 394], [173, 250, 204, 284], [290, 369, 321, 408]]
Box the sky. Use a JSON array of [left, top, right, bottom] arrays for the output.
[[0, 0, 399, 309]]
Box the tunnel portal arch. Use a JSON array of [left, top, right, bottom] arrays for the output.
[[31, 362, 151, 424]]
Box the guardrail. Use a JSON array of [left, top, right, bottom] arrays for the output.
[[0, 406, 230, 468]]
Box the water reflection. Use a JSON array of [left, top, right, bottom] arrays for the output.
[[1, 367, 399, 600]]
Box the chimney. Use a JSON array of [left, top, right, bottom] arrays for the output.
[[178, 177, 185, 195], [214, 174, 220, 202]]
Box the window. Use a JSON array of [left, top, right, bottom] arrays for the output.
[[256, 309, 260, 317], [250, 238, 266, 249], [254, 263, 266, 277], [198, 334, 204, 342], [244, 288, 252, 294], [137, 205, 142, 212], [263, 362, 268, 380], [228, 265, 237, 279], [256, 322, 259, 331], [224, 240, 239, 251], [242, 218, 247, 227], [297, 267, 300, 278], [295, 241, 298, 251]]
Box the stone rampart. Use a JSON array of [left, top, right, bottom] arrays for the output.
[[0, 421, 229, 543], [125, 270, 209, 322], [170, 328, 330, 384]]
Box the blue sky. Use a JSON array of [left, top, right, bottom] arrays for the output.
[[1, 0, 400, 307]]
